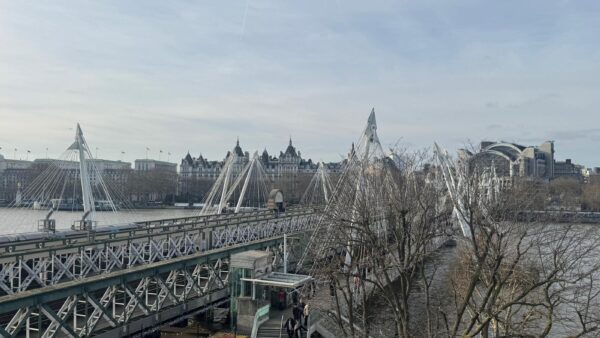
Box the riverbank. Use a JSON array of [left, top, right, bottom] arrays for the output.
[[521, 210, 600, 223]]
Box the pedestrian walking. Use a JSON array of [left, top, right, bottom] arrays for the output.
[[282, 317, 296, 338], [329, 276, 335, 297], [293, 318, 303, 338], [299, 300, 306, 326], [353, 274, 361, 293], [292, 303, 302, 321], [303, 302, 310, 327], [278, 289, 286, 310]]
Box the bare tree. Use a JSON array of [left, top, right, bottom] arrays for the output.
[[442, 163, 600, 338], [304, 148, 451, 337], [582, 180, 600, 211]]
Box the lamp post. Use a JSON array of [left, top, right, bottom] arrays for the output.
[[46, 148, 48, 158], [159, 150, 163, 161], [13, 148, 17, 160], [121, 151, 125, 161], [146, 147, 149, 160]]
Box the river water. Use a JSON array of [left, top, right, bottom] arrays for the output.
[[366, 224, 600, 337], [0, 208, 201, 234], [364, 244, 458, 337]]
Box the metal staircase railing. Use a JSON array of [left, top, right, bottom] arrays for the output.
[[250, 303, 270, 338]]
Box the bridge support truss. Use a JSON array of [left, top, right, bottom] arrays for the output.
[[0, 209, 318, 296], [0, 237, 293, 338]]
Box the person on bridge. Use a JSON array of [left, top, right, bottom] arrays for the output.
[[283, 317, 296, 338], [293, 318, 303, 338], [303, 302, 310, 326], [298, 299, 306, 322], [292, 303, 302, 321], [329, 276, 336, 297], [309, 279, 316, 298], [278, 289, 286, 310]]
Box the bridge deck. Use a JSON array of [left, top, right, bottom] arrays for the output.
[[0, 207, 318, 296], [0, 208, 311, 254], [0, 208, 320, 338]]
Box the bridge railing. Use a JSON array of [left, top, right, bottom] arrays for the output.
[[0, 206, 317, 254], [250, 303, 270, 338], [0, 208, 320, 295], [0, 236, 286, 338], [307, 308, 324, 337]]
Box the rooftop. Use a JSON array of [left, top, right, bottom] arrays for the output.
[[241, 272, 312, 288]]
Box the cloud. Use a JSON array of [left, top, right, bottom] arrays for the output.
[[0, 1, 599, 166], [486, 124, 503, 130], [550, 128, 600, 142]]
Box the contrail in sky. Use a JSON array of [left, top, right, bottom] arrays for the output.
[[240, 0, 249, 38]]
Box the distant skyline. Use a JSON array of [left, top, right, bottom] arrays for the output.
[[1, 1, 599, 166]]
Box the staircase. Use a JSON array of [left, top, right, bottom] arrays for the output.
[[256, 318, 284, 338], [256, 312, 308, 338]]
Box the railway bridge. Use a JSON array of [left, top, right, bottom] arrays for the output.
[[0, 207, 321, 337]]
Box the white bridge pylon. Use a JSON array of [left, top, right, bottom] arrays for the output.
[[433, 143, 502, 238], [300, 161, 333, 206], [200, 151, 272, 215], [4, 123, 121, 230], [433, 142, 501, 239], [69, 123, 119, 225], [298, 108, 394, 273], [433, 142, 472, 238]]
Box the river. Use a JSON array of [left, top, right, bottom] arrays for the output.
[[366, 224, 600, 337], [0, 207, 201, 234]]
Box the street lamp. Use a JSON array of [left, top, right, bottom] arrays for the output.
[[13, 148, 17, 160], [159, 150, 163, 161], [146, 147, 150, 160]]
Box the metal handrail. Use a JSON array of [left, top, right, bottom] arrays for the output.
[[250, 303, 270, 338], [0, 209, 317, 258], [279, 314, 284, 338]]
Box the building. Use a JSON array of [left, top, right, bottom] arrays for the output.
[[553, 159, 586, 181], [1, 155, 133, 204], [583, 167, 600, 184], [33, 158, 132, 184], [465, 140, 590, 182], [134, 159, 177, 173], [178, 138, 341, 204], [131, 159, 178, 204], [465, 141, 555, 179], [260, 138, 340, 177], [0, 154, 33, 204]]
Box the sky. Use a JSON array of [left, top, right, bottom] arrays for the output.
[[0, 0, 599, 167]]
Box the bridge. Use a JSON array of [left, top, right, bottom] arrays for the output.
[[0, 123, 324, 337], [0, 109, 415, 338], [0, 206, 320, 337]]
